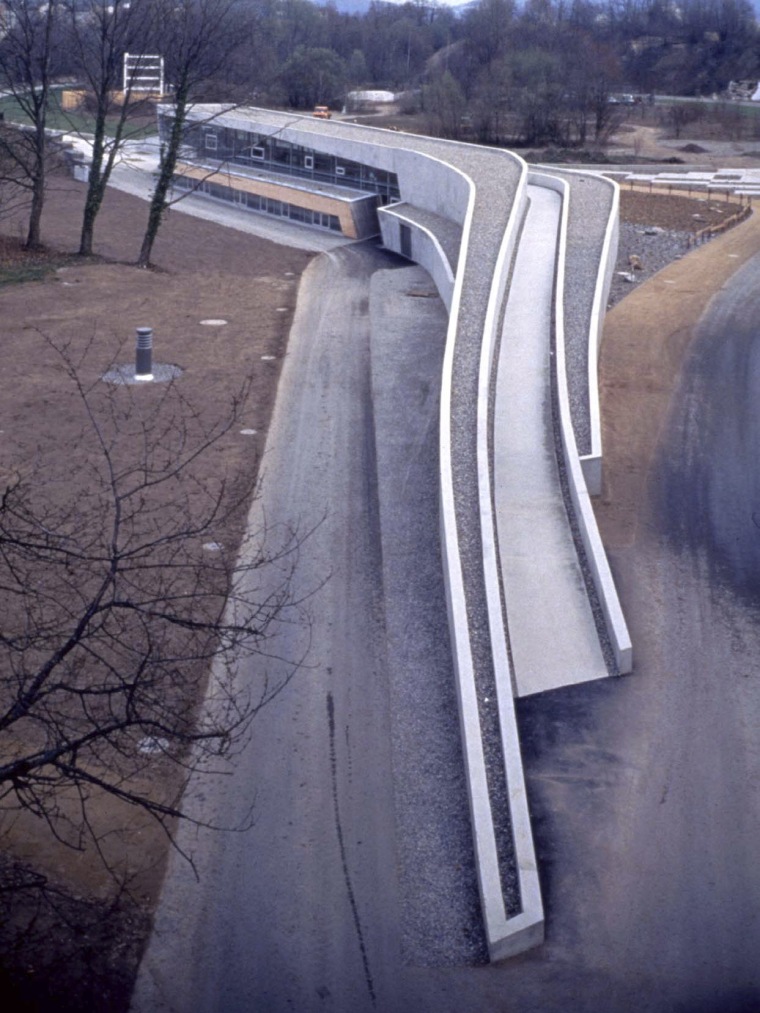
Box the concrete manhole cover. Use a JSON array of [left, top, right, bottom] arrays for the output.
[[102, 363, 183, 385]]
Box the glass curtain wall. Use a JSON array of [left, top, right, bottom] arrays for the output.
[[164, 116, 401, 201]]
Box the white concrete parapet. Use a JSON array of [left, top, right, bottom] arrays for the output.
[[529, 170, 632, 674], [437, 156, 545, 961], [378, 200, 458, 310]]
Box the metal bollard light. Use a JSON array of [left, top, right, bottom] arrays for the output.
[[135, 326, 154, 381]]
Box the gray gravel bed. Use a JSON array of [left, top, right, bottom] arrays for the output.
[[540, 170, 615, 459], [446, 148, 524, 917], [608, 222, 690, 307], [370, 267, 488, 965]]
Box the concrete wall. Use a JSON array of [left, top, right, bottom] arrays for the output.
[[579, 174, 619, 493], [474, 165, 545, 958], [378, 206, 455, 310], [529, 169, 632, 675], [201, 110, 473, 231], [435, 149, 547, 961], [351, 196, 381, 239]]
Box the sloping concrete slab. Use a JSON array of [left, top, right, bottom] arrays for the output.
[[494, 186, 609, 697]]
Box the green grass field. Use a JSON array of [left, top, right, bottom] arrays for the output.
[[0, 89, 158, 139]]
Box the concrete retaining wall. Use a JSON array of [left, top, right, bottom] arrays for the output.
[[437, 153, 546, 961], [378, 205, 455, 310], [529, 170, 632, 675], [476, 167, 545, 958], [579, 173, 619, 494]]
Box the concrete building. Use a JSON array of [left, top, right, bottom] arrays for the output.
[[157, 103, 627, 963], [163, 106, 399, 240]]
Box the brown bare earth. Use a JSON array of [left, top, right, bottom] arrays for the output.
[[0, 174, 312, 1013], [610, 122, 760, 169], [0, 170, 753, 1011], [596, 203, 760, 550], [619, 187, 744, 232]]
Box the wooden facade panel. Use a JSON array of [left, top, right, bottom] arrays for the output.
[[175, 163, 366, 239]]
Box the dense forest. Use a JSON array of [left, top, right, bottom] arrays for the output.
[[3, 0, 760, 194], [194, 0, 760, 146]]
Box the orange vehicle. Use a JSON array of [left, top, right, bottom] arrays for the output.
[[312, 105, 332, 119]]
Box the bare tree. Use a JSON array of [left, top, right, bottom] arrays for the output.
[[0, 338, 310, 856], [0, 0, 62, 248], [137, 0, 244, 268], [63, 0, 157, 256], [0, 123, 36, 222], [660, 99, 704, 139]]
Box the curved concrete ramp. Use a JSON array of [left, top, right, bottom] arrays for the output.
[[495, 185, 609, 697]]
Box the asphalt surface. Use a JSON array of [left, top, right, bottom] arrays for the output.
[[132, 239, 760, 1013], [131, 243, 402, 1012], [659, 251, 760, 603]]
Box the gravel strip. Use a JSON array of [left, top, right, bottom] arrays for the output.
[[370, 267, 488, 966], [539, 170, 615, 458], [609, 223, 690, 307], [446, 148, 524, 917]]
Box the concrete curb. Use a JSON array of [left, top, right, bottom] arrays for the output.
[[437, 153, 545, 961], [529, 170, 632, 675], [476, 165, 545, 957], [536, 166, 619, 493], [378, 200, 458, 311], [582, 173, 619, 494]]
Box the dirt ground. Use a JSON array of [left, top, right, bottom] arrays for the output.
[[0, 174, 312, 1013], [618, 187, 747, 232], [597, 199, 760, 552], [0, 169, 752, 1011], [609, 122, 760, 169]]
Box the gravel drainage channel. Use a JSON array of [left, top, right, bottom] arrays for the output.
[[445, 151, 527, 935]]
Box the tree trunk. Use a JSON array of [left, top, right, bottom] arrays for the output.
[[26, 166, 45, 250], [137, 88, 188, 268], [79, 124, 107, 256], [79, 190, 101, 257]]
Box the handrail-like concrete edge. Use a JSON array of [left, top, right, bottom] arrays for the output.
[[438, 153, 544, 962], [437, 166, 507, 960], [529, 170, 632, 675], [377, 203, 455, 311], [583, 173, 619, 495], [536, 165, 619, 495], [476, 162, 545, 958]]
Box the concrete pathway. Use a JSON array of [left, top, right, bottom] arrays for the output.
[[494, 184, 609, 697]]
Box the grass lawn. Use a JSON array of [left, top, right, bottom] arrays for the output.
[[0, 88, 158, 139]]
